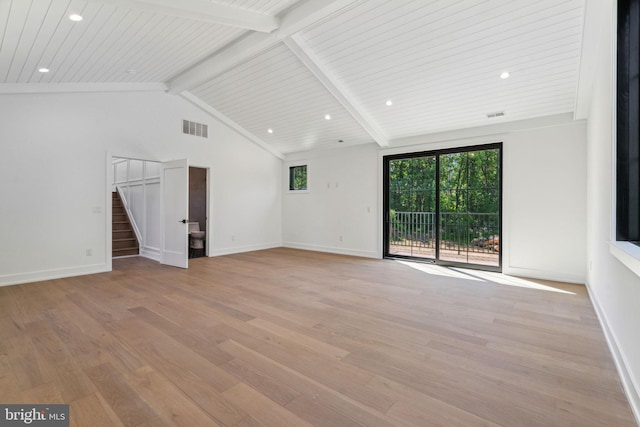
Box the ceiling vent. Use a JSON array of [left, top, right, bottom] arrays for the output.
[[486, 111, 505, 118], [182, 119, 208, 138]]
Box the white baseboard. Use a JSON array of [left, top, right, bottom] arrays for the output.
[[282, 242, 379, 259], [0, 263, 111, 287], [140, 246, 160, 262], [502, 266, 585, 284], [210, 242, 282, 257], [585, 282, 640, 425]]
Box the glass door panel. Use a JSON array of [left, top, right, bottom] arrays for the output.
[[387, 156, 437, 259], [439, 149, 500, 267]]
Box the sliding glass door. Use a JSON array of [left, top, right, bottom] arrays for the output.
[[386, 155, 437, 259], [384, 144, 501, 271]]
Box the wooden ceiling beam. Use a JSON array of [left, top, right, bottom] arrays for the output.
[[283, 36, 389, 147], [166, 0, 361, 94]]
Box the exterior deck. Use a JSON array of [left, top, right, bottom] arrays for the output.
[[389, 243, 499, 267]]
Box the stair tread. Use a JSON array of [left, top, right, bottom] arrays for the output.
[[112, 190, 138, 257]]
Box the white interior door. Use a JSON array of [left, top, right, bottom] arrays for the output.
[[160, 159, 188, 268]]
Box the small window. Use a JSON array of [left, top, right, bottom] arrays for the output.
[[289, 165, 307, 191]]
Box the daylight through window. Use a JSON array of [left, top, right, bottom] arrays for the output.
[[289, 165, 307, 191]]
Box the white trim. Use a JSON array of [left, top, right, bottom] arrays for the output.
[[210, 242, 282, 257], [114, 177, 160, 186], [106, 152, 113, 272], [140, 247, 160, 261], [388, 113, 577, 149], [283, 242, 378, 259], [574, 0, 597, 120], [501, 266, 585, 285], [610, 241, 640, 278], [586, 281, 640, 425], [0, 264, 110, 288]]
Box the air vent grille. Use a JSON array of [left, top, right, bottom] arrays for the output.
[[182, 120, 208, 138], [486, 111, 505, 118]]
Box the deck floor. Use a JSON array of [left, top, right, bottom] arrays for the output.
[[390, 244, 499, 266]]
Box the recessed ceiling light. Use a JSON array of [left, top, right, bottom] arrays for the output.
[[386, 99, 393, 106], [38, 67, 50, 73], [324, 114, 331, 120], [69, 14, 83, 22], [500, 71, 510, 79], [267, 129, 273, 134]]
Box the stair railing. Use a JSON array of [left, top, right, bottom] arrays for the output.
[[116, 186, 143, 249]]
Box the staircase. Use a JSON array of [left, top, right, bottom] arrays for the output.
[[112, 191, 139, 257]]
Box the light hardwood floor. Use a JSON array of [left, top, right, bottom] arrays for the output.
[[0, 248, 636, 426]]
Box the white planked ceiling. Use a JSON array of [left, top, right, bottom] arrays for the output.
[[0, 0, 587, 154], [297, 0, 584, 139], [191, 43, 374, 153]]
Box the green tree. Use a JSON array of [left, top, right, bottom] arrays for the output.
[[388, 148, 500, 247]]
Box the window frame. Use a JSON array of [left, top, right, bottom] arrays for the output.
[[288, 164, 308, 192], [616, 0, 640, 244], [382, 142, 503, 272]]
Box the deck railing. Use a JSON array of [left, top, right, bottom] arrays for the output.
[[390, 211, 499, 254]]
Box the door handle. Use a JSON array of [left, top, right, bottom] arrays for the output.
[[179, 219, 187, 224]]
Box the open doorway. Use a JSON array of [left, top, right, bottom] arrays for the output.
[[111, 157, 208, 266], [188, 167, 208, 258], [111, 157, 162, 260]]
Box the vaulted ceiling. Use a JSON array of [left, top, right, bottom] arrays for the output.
[[0, 0, 586, 157]]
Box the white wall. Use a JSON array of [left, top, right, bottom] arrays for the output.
[[283, 144, 380, 258], [0, 90, 282, 286], [504, 123, 587, 282], [585, 0, 640, 419], [282, 118, 587, 284]]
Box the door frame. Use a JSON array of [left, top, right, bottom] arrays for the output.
[[107, 152, 198, 270], [107, 152, 166, 270], [188, 164, 212, 257], [383, 142, 503, 272]]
